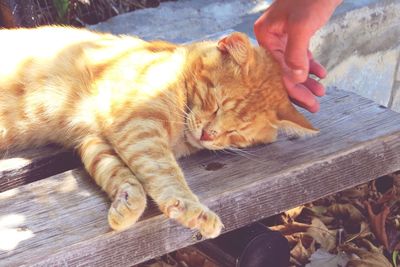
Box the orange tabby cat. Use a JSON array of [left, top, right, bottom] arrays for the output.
[[0, 26, 317, 238]]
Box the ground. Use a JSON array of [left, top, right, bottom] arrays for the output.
[[138, 173, 400, 266]]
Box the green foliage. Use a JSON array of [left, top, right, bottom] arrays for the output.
[[393, 250, 398, 267], [53, 0, 69, 23]]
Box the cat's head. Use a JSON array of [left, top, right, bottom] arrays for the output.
[[185, 32, 318, 150]]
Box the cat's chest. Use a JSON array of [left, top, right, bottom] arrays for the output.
[[172, 135, 198, 159]]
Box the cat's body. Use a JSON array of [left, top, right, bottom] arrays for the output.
[[0, 26, 317, 238]]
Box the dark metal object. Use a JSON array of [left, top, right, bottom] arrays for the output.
[[197, 222, 290, 267]]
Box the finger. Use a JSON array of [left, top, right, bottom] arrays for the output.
[[283, 76, 319, 112], [254, 30, 288, 71], [262, 33, 286, 61], [291, 98, 320, 113], [254, 12, 273, 49], [309, 58, 327, 78], [302, 77, 325, 97], [269, 47, 286, 69], [307, 50, 313, 60], [254, 10, 289, 57], [254, 15, 286, 56], [284, 21, 314, 83], [307, 50, 327, 78]]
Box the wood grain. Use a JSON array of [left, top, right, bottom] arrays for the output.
[[1, 88, 400, 266], [0, 145, 81, 192]]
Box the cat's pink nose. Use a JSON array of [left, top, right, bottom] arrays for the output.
[[200, 130, 214, 141]]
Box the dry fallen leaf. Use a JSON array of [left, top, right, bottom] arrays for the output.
[[364, 201, 390, 250], [290, 239, 312, 266], [393, 173, 400, 197], [286, 232, 314, 248], [312, 195, 336, 207], [318, 215, 335, 225], [280, 206, 306, 224], [341, 240, 392, 267], [327, 203, 365, 223], [270, 222, 310, 235], [142, 255, 177, 267], [377, 189, 398, 206], [202, 259, 218, 267], [174, 247, 218, 267], [308, 205, 328, 217], [340, 183, 369, 200], [306, 218, 337, 251], [145, 262, 175, 267], [386, 221, 400, 252], [345, 221, 372, 243]]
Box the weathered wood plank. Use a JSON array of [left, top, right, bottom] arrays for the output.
[[0, 145, 81, 192], [1, 88, 400, 266]]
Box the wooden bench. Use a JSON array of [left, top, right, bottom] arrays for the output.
[[1, 88, 400, 266], [2, 43, 400, 265]]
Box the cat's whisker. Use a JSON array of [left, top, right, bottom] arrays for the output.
[[241, 146, 266, 153], [159, 89, 193, 115], [221, 149, 236, 156], [235, 150, 259, 159], [228, 147, 260, 158], [153, 119, 188, 126], [224, 147, 264, 164], [148, 102, 188, 120], [182, 100, 197, 117], [156, 93, 199, 128], [210, 149, 218, 156], [157, 90, 192, 118]]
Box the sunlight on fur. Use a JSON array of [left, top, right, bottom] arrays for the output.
[[0, 27, 317, 239]]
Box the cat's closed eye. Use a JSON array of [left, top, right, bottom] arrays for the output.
[[226, 129, 239, 134], [212, 104, 220, 115]]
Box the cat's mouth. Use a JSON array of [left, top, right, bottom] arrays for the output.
[[185, 119, 219, 150], [185, 130, 224, 151]]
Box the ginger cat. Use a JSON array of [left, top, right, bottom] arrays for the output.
[[0, 27, 317, 238]]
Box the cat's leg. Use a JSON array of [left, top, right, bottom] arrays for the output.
[[108, 123, 223, 239], [77, 135, 147, 230]]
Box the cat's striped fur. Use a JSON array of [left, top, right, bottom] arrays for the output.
[[0, 27, 317, 238]]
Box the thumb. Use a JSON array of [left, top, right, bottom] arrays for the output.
[[285, 23, 314, 83]]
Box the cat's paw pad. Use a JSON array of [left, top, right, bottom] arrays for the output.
[[163, 198, 223, 239], [108, 183, 146, 231]]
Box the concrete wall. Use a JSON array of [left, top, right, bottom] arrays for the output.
[[312, 0, 400, 111], [90, 0, 267, 43]]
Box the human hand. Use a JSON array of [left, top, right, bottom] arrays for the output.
[[254, 0, 342, 112]]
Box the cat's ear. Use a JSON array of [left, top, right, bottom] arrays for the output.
[[217, 32, 253, 66], [276, 103, 319, 137]]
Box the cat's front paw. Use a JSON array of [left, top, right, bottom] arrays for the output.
[[108, 182, 147, 231], [163, 198, 223, 239]]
